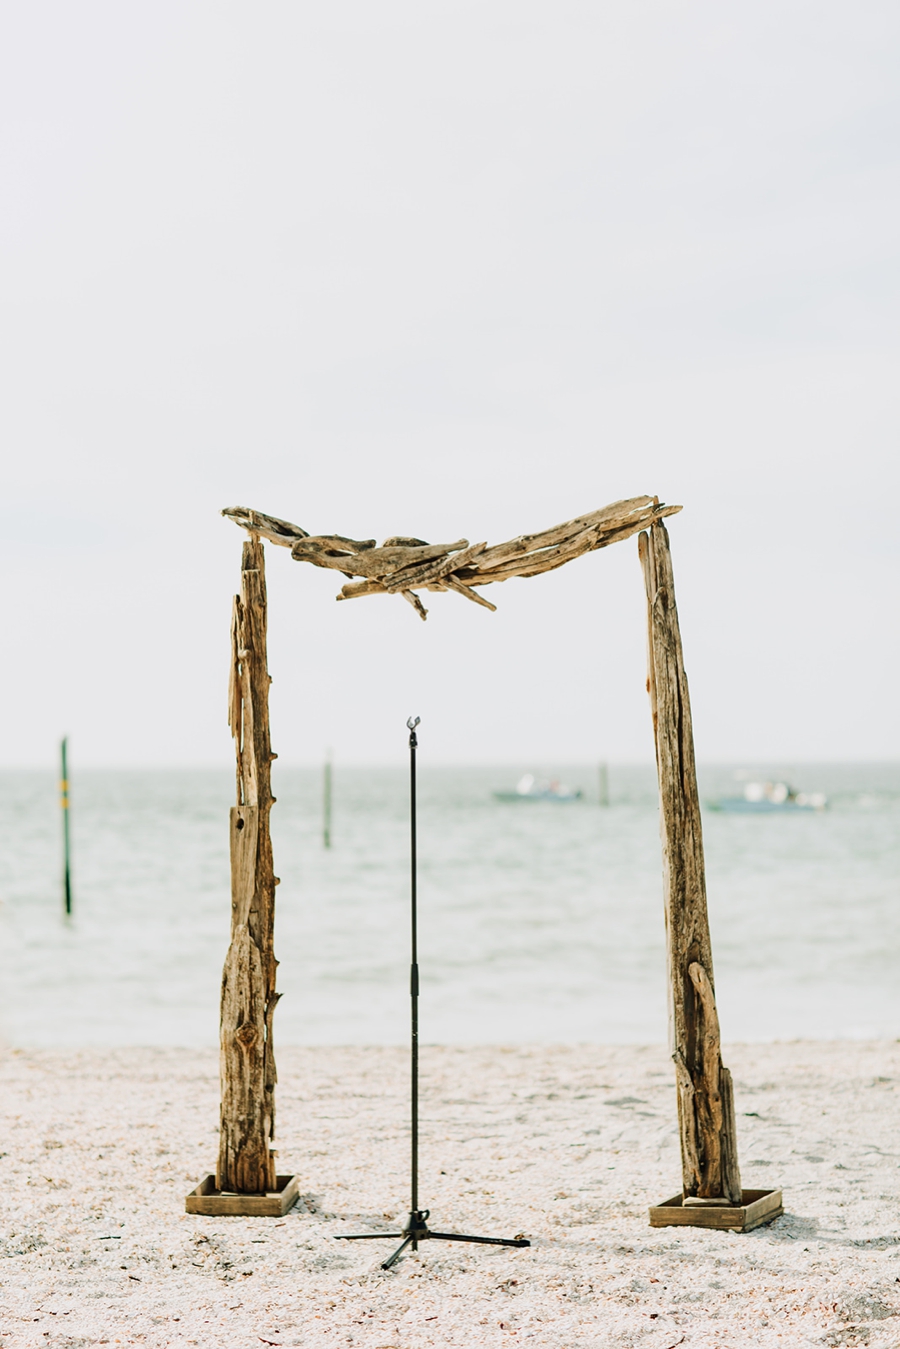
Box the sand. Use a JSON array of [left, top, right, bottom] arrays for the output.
[[2, 1041, 900, 1348]]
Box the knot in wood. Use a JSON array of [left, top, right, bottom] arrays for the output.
[[687, 961, 709, 993], [234, 1022, 258, 1050]]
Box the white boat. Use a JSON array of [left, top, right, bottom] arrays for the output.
[[712, 781, 827, 813], [493, 773, 583, 803]]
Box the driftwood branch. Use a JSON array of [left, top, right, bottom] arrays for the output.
[[442, 574, 498, 611], [222, 497, 681, 620], [400, 589, 429, 620]]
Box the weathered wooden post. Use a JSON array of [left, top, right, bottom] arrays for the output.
[[60, 736, 73, 917], [323, 751, 333, 849], [640, 519, 781, 1231], [186, 532, 299, 1216]]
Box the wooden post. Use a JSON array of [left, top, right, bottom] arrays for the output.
[[60, 737, 72, 916], [217, 535, 279, 1195], [639, 519, 741, 1204], [598, 761, 609, 807], [323, 751, 332, 849]]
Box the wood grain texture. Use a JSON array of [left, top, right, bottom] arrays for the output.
[[185, 1174, 300, 1217], [383, 540, 487, 592], [442, 574, 498, 611], [223, 499, 682, 618], [217, 536, 279, 1196], [639, 519, 742, 1205], [649, 1189, 782, 1232]]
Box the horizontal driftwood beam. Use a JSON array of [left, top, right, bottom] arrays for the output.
[[223, 498, 682, 619]]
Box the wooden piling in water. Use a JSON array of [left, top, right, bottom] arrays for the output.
[[598, 761, 609, 807], [639, 519, 742, 1205], [323, 752, 332, 849], [217, 535, 279, 1195], [60, 737, 72, 917]]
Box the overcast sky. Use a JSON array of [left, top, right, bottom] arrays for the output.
[[3, 1, 899, 768]]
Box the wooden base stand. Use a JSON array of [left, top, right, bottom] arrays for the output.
[[185, 1174, 300, 1217], [649, 1188, 782, 1232]]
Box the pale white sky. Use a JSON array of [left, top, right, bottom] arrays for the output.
[[3, 1, 899, 767]]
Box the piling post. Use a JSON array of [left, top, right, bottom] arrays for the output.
[[639, 519, 741, 1204], [323, 751, 332, 848], [217, 535, 279, 1195], [598, 761, 609, 807], [60, 737, 72, 916]]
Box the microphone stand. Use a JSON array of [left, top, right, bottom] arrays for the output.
[[335, 717, 530, 1269]]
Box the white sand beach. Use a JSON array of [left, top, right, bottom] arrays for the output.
[[2, 1041, 900, 1347]]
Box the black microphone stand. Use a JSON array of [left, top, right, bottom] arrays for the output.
[[335, 716, 530, 1270]]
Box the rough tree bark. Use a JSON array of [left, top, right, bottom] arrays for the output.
[[216, 535, 279, 1194], [639, 519, 742, 1204]]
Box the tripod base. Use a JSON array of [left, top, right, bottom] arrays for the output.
[[336, 1209, 530, 1270]]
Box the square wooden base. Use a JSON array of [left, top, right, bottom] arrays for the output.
[[649, 1188, 782, 1232], [185, 1174, 301, 1216]]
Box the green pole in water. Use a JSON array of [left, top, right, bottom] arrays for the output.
[[598, 761, 609, 807], [60, 737, 72, 915], [323, 751, 333, 849]]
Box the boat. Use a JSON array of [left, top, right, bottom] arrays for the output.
[[493, 773, 583, 803], [712, 781, 827, 813]]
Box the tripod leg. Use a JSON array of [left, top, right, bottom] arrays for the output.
[[334, 1233, 404, 1241], [427, 1231, 530, 1248], [381, 1232, 416, 1270]]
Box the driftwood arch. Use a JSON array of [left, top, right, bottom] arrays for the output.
[[212, 496, 743, 1218]]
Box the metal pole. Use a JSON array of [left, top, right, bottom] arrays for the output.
[[407, 715, 420, 1242], [61, 737, 72, 916], [323, 751, 333, 848], [332, 712, 529, 1265]]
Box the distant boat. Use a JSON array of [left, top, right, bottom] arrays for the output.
[[712, 781, 827, 813], [493, 773, 583, 803]]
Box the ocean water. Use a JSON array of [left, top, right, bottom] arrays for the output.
[[0, 764, 898, 1047]]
